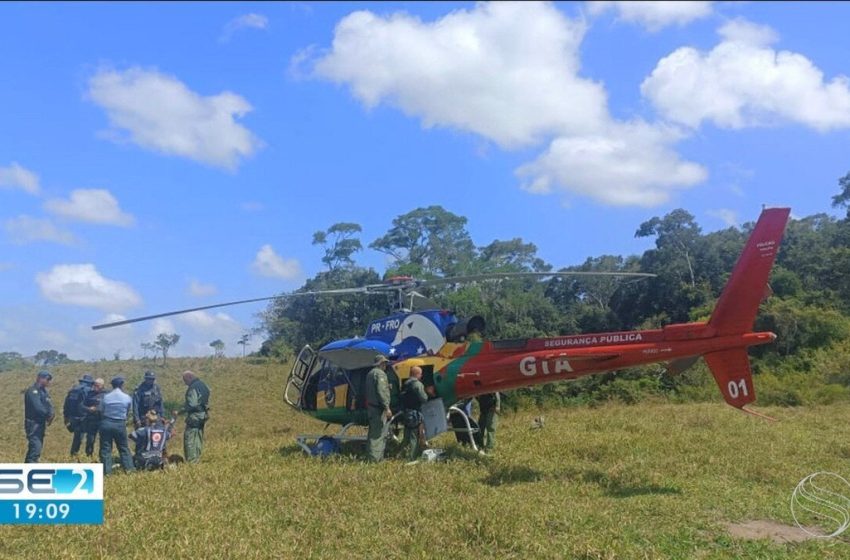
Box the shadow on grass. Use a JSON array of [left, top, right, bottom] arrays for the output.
[[579, 468, 682, 498], [481, 464, 682, 497], [482, 464, 545, 486]]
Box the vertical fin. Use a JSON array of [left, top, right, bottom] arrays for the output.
[[708, 208, 790, 335], [704, 349, 756, 409]]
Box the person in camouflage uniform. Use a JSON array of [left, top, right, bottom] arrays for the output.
[[181, 370, 210, 464], [400, 366, 429, 461], [365, 355, 392, 462]]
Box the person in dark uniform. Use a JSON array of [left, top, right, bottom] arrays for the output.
[[24, 370, 54, 463], [132, 370, 164, 429], [80, 378, 105, 457], [65, 373, 94, 457], [365, 355, 392, 462], [400, 366, 429, 462], [476, 392, 500, 455], [181, 370, 210, 464]]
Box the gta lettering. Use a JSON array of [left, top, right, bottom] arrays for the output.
[[519, 356, 573, 377], [544, 333, 642, 348], [727, 379, 749, 399]]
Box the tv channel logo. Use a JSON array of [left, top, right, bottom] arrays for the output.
[[0, 464, 103, 525]]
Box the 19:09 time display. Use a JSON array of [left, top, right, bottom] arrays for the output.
[[12, 502, 70, 520]]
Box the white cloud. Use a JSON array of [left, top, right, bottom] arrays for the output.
[[717, 18, 778, 46], [36, 264, 142, 311], [220, 13, 269, 43], [641, 18, 850, 131], [517, 121, 707, 206], [0, 162, 40, 194], [310, 2, 607, 149], [307, 2, 706, 207], [149, 318, 176, 338], [252, 244, 303, 279], [587, 1, 713, 32], [178, 311, 231, 329], [88, 67, 262, 169], [707, 208, 739, 227], [44, 189, 135, 226], [188, 279, 217, 297], [5, 215, 78, 245]]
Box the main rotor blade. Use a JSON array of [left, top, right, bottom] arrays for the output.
[[91, 286, 371, 330], [416, 271, 655, 287]]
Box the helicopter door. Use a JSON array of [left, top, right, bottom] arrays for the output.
[[284, 345, 318, 410]]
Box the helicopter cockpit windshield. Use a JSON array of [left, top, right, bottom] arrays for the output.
[[285, 338, 398, 413]]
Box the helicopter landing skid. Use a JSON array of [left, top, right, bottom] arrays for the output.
[[447, 405, 479, 452]]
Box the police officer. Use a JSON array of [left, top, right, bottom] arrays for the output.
[[132, 370, 164, 429], [80, 378, 105, 457], [365, 354, 392, 463], [65, 373, 94, 457], [99, 376, 135, 474], [129, 410, 173, 470], [400, 366, 429, 462], [24, 370, 54, 463], [476, 392, 500, 455], [181, 370, 210, 464]]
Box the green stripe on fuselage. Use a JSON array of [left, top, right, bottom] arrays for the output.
[[436, 341, 483, 405]]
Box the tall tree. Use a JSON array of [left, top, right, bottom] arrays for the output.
[[237, 334, 251, 357], [312, 222, 363, 270], [831, 171, 850, 215], [370, 206, 476, 277], [209, 339, 225, 358], [154, 333, 180, 366]]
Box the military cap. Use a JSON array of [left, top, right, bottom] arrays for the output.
[[111, 376, 125, 388], [143, 370, 156, 381], [373, 354, 389, 365], [80, 373, 94, 384], [37, 370, 53, 380]]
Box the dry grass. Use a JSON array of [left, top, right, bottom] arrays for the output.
[[1, 358, 848, 559]]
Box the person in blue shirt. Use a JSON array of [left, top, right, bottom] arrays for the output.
[[23, 370, 54, 463], [98, 376, 135, 474]]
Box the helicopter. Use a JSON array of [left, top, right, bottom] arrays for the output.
[[93, 207, 791, 449]]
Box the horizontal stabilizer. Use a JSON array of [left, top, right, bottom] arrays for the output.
[[666, 356, 699, 376], [704, 349, 756, 409]]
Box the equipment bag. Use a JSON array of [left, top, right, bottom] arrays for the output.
[[63, 386, 86, 420], [403, 409, 424, 429]]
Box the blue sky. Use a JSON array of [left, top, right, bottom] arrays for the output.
[[1, 1, 849, 360]]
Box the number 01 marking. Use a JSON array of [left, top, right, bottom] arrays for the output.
[[727, 378, 749, 399]]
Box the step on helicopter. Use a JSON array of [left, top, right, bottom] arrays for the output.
[[93, 207, 791, 451]]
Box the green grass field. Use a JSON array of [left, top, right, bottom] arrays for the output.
[[1, 358, 848, 559]]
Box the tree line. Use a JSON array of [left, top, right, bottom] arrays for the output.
[[259, 172, 850, 408]]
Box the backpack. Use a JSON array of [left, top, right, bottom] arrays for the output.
[[140, 427, 167, 469], [310, 436, 340, 457], [63, 384, 87, 419]]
